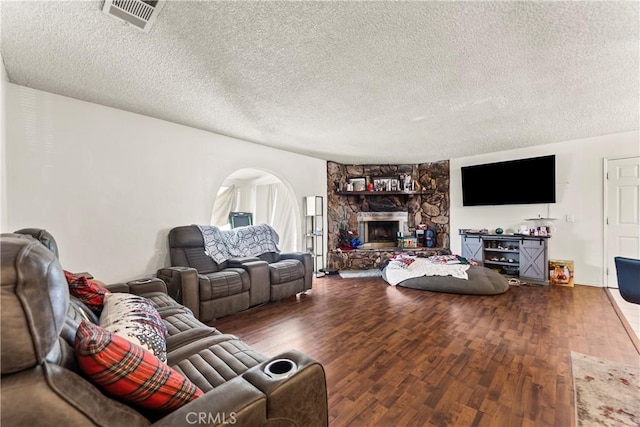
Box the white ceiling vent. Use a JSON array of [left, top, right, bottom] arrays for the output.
[[102, 0, 166, 32]]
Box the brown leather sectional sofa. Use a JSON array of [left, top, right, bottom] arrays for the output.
[[157, 225, 313, 322], [1, 231, 328, 426]]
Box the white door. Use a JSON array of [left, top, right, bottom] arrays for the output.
[[605, 157, 640, 287]]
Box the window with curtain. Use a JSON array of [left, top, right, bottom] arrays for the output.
[[254, 182, 297, 252], [211, 177, 299, 252], [211, 185, 236, 230]]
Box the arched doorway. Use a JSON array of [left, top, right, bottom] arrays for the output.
[[211, 168, 300, 252]]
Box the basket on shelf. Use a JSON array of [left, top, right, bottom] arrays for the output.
[[502, 265, 519, 276]]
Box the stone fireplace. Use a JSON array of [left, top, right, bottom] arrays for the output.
[[358, 212, 408, 248], [326, 160, 451, 270]]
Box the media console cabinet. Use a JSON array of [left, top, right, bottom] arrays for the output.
[[460, 232, 550, 284]]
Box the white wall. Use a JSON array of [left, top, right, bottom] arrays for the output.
[[450, 131, 640, 286], [4, 83, 327, 282], [6, 82, 637, 286]]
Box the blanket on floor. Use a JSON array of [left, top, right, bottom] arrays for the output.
[[197, 224, 280, 263], [383, 256, 470, 286]]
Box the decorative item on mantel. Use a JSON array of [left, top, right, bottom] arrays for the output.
[[338, 229, 362, 250], [399, 174, 414, 192]]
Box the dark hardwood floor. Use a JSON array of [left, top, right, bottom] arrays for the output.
[[212, 276, 640, 427]]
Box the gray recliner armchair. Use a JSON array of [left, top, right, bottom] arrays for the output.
[[157, 225, 312, 322]]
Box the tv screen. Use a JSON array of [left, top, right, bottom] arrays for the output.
[[461, 155, 556, 206]]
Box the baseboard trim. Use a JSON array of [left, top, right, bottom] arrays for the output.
[[605, 287, 640, 355]]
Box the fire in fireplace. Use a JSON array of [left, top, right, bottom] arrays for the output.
[[357, 212, 408, 248]]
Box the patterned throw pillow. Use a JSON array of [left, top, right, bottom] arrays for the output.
[[64, 270, 110, 313], [75, 321, 203, 411], [100, 293, 168, 363]]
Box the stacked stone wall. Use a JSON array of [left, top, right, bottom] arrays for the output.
[[327, 161, 450, 270]]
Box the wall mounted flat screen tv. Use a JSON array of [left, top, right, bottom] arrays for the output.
[[461, 155, 556, 206]]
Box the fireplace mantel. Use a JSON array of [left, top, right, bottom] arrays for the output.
[[336, 190, 433, 196]]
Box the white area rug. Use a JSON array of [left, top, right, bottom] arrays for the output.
[[571, 351, 640, 427], [338, 269, 383, 279]]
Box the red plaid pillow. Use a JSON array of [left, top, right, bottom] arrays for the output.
[[64, 271, 109, 313], [74, 321, 203, 411]]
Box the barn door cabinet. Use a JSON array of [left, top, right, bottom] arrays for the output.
[[519, 238, 549, 283], [461, 234, 483, 263], [459, 232, 549, 284]]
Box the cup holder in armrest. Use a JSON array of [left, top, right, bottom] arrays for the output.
[[264, 359, 297, 380]]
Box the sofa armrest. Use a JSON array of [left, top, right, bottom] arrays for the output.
[[127, 278, 168, 295], [242, 349, 328, 427], [152, 376, 267, 427], [280, 252, 313, 291], [103, 278, 167, 295], [103, 283, 130, 293], [157, 267, 200, 319], [227, 260, 270, 306]]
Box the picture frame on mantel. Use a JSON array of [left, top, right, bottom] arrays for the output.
[[373, 177, 393, 191], [348, 177, 366, 192]]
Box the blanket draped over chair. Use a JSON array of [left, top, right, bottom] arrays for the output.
[[197, 224, 281, 263]]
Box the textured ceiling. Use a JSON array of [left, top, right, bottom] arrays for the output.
[[1, 1, 638, 164]]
